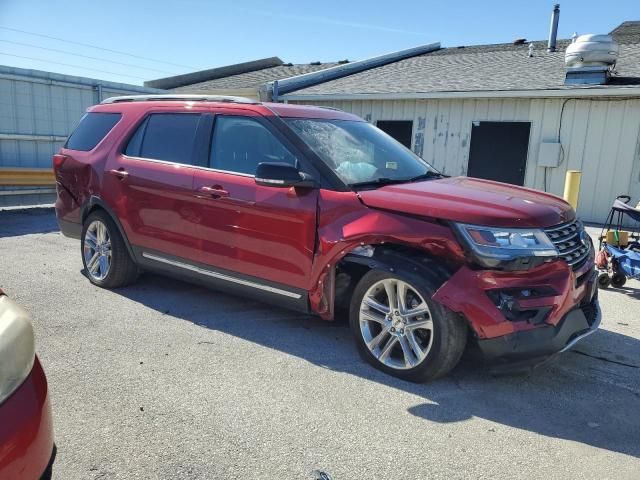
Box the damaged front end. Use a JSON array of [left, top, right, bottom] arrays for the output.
[[433, 250, 600, 364]]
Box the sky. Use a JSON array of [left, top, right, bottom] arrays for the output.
[[0, 0, 637, 86]]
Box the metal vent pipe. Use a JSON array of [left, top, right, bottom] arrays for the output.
[[548, 4, 560, 52]]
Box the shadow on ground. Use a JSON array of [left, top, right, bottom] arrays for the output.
[[0, 208, 59, 237], [603, 284, 640, 300], [113, 272, 640, 458]]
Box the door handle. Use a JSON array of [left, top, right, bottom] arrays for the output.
[[109, 168, 129, 179], [197, 186, 229, 198]]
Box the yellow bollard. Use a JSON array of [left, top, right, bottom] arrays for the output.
[[563, 170, 582, 210]]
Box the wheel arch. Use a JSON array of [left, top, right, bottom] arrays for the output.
[[81, 196, 136, 261], [331, 243, 456, 320]]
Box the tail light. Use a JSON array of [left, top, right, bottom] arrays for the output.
[[52, 154, 67, 171]]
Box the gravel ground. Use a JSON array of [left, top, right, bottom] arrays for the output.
[[1, 208, 639, 480]]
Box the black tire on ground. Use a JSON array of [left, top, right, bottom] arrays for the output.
[[611, 272, 627, 288], [349, 265, 468, 383], [41, 464, 53, 480], [597, 272, 611, 289], [81, 209, 138, 288]]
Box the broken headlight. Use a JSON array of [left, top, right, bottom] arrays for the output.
[[453, 223, 557, 270]]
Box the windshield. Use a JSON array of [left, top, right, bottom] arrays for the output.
[[285, 118, 439, 186]]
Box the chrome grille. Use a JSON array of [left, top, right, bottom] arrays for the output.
[[544, 219, 590, 269]]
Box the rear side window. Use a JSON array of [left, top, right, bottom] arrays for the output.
[[125, 113, 201, 164], [65, 112, 122, 151]]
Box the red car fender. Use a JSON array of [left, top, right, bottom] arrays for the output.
[[308, 190, 466, 319]]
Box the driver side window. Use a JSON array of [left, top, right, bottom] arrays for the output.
[[209, 116, 297, 175]]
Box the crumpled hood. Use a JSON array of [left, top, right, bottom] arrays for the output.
[[356, 176, 575, 228]]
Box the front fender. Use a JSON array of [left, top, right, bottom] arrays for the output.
[[308, 190, 466, 319]]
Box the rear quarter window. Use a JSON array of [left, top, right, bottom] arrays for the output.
[[65, 112, 122, 151]]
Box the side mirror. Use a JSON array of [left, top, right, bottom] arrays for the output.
[[255, 162, 317, 188]]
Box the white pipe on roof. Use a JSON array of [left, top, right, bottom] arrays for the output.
[[281, 86, 640, 101], [271, 42, 441, 100]]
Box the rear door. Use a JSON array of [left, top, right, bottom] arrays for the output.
[[103, 111, 211, 261], [191, 111, 318, 291]]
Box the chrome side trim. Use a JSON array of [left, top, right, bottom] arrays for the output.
[[141, 252, 302, 299], [560, 302, 602, 353], [121, 155, 256, 178]]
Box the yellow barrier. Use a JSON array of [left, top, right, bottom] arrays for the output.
[[563, 170, 582, 210], [0, 168, 55, 186]]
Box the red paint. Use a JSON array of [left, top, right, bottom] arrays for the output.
[[0, 357, 54, 479], [54, 99, 590, 346], [192, 169, 319, 289], [358, 176, 574, 228], [434, 246, 595, 338]]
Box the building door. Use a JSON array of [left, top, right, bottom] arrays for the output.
[[467, 121, 531, 186], [376, 120, 413, 149]]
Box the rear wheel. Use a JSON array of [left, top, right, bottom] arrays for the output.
[[349, 267, 467, 383], [611, 272, 627, 288], [81, 210, 138, 288]]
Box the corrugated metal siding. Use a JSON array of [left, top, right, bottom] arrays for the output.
[[0, 68, 159, 207], [292, 97, 640, 224]]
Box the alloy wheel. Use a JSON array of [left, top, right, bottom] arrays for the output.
[[359, 278, 434, 370], [83, 220, 112, 281]]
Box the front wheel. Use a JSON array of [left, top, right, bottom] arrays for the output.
[[597, 272, 611, 289], [349, 268, 467, 383]]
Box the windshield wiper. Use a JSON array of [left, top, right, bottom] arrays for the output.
[[349, 178, 408, 189], [350, 171, 443, 189], [408, 171, 443, 182]]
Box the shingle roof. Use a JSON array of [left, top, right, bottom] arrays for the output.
[[285, 23, 640, 96], [171, 62, 342, 92]]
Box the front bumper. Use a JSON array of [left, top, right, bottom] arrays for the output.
[[476, 295, 600, 361], [433, 251, 601, 363], [0, 357, 55, 480]]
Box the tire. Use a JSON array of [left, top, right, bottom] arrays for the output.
[[597, 272, 611, 289], [611, 272, 627, 288], [349, 265, 467, 383], [81, 210, 138, 288], [41, 464, 53, 480]]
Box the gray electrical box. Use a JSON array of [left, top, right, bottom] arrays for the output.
[[538, 142, 562, 168]]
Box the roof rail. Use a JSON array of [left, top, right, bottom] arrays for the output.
[[100, 94, 258, 104]]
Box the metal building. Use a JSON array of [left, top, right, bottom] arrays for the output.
[[162, 20, 640, 224], [0, 65, 160, 206], [277, 22, 640, 224]]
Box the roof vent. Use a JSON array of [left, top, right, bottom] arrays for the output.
[[564, 34, 619, 85], [547, 4, 560, 52]]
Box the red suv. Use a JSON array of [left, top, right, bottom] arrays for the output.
[[53, 95, 600, 382]]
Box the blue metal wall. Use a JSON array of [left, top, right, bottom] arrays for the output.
[[0, 65, 161, 207]]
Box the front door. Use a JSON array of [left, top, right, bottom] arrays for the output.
[[192, 113, 318, 291], [467, 121, 531, 186]]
